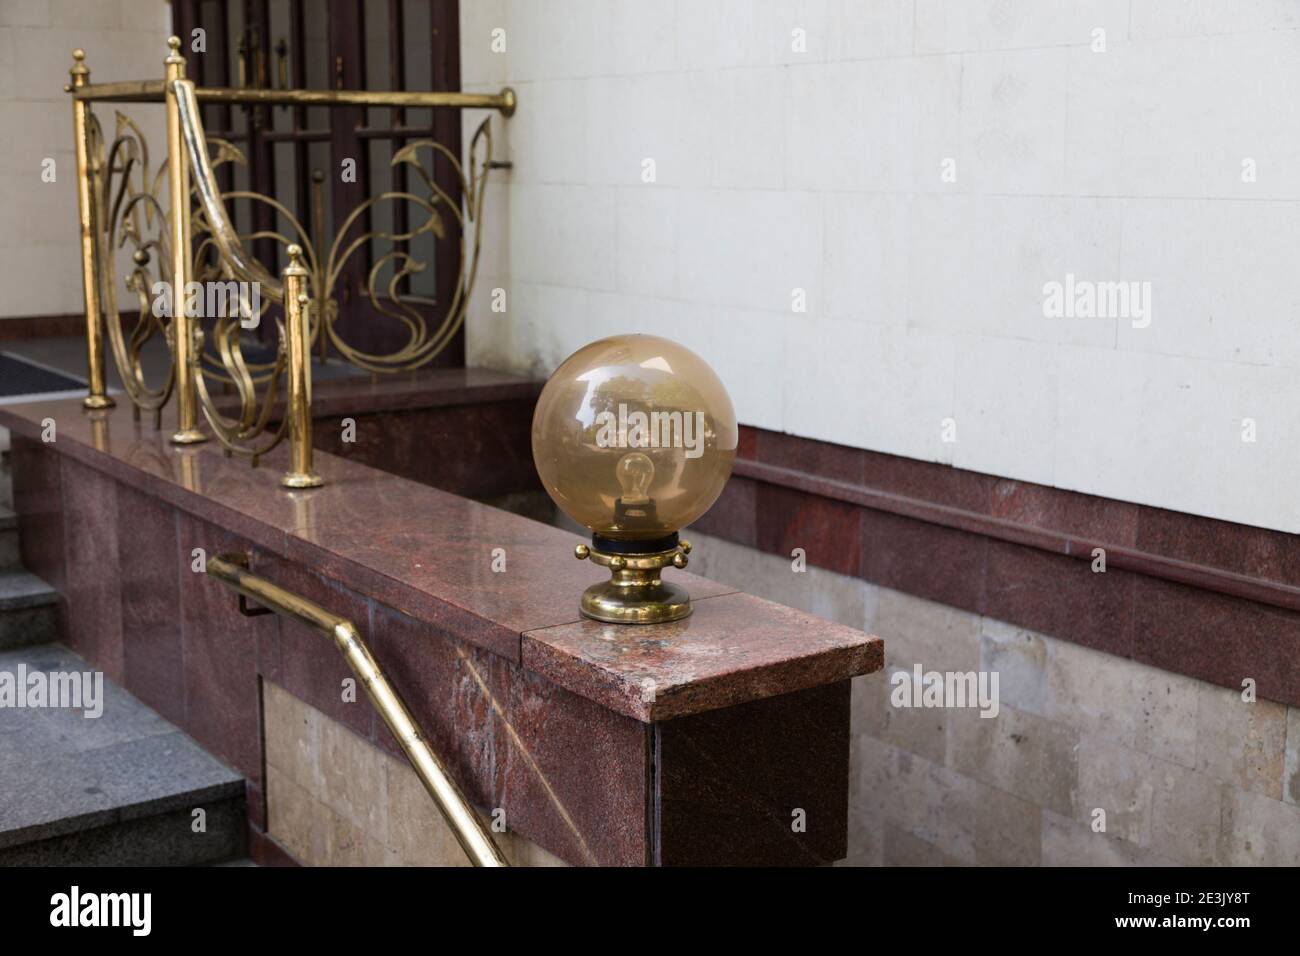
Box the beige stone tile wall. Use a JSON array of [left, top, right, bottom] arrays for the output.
[[262, 680, 565, 867], [0, 0, 170, 319], [685, 530, 1300, 867]]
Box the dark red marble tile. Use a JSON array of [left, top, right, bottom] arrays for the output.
[[314, 401, 540, 501], [0, 313, 87, 339], [498, 663, 648, 866], [991, 478, 1139, 549], [654, 681, 850, 866], [1137, 506, 1300, 588], [983, 541, 1135, 659], [178, 514, 269, 783], [115, 481, 186, 725], [250, 551, 375, 740], [861, 449, 997, 514], [756, 482, 863, 578], [687, 474, 757, 548], [755, 431, 865, 486], [1132, 576, 1300, 706], [369, 604, 648, 866], [245, 780, 266, 832], [292, 365, 540, 418], [860, 509, 989, 615], [367, 603, 504, 806], [522, 592, 881, 722], [736, 424, 758, 461], [4, 399, 189, 502], [9, 437, 68, 636], [60, 458, 124, 681]]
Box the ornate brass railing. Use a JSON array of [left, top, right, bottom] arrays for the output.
[[68, 37, 514, 487]]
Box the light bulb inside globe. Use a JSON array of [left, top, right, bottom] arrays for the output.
[[532, 334, 737, 624], [615, 452, 654, 505]]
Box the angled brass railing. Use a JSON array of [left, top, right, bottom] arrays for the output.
[[206, 552, 509, 868], [68, 37, 513, 486]]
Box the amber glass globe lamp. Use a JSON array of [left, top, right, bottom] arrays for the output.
[[532, 334, 737, 623]]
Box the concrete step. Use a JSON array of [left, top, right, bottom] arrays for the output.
[[0, 644, 247, 866], [0, 568, 58, 649], [0, 506, 17, 571]]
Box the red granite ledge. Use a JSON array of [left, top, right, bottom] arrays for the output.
[[521, 592, 883, 722], [733, 451, 1300, 614], [214, 365, 543, 419], [1, 397, 875, 720]]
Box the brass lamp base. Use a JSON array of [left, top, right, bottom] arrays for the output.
[[574, 536, 693, 625]]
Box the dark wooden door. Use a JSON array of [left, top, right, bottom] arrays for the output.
[[170, 0, 465, 365]]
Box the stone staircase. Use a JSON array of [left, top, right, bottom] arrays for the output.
[[0, 429, 59, 650], [0, 431, 250, 865], [0, 643, 249, 865], [0, 482, 58, 651]]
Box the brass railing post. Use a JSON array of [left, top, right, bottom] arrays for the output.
[[68, 50, 114, 411], [281, 245, 322, 489], [164, 37, 205, 445]]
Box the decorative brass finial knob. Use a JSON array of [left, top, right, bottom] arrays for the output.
[[574, 544, 589, 560], [68, 48, 89, 90], [283, 244, 308, 279], [165, 36, 185, 67]]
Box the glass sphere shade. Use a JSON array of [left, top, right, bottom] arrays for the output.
[[531, 335, 738, 543]]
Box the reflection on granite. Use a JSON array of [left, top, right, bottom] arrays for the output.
[[288, 484, 737, 661], [0, 396, 879, 722], [2, 393, 880, 865]]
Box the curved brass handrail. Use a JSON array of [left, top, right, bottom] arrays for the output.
[[173, 78, 283, 302], [206, 553, 508, 868]]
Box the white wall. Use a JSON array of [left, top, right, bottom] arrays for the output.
[[459, 0, 1300, 535], [0, 0, 171, 319]]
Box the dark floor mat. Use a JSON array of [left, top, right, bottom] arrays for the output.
[[0, 353, 85, 397]]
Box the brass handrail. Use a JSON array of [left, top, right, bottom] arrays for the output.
[[72, 80, 516, 114], [172, 78, 282, 300], [206, 553, 509, 867]]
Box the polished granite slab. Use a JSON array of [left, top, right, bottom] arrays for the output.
[[0, 392, 881, 722]]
